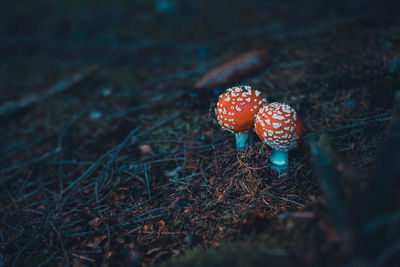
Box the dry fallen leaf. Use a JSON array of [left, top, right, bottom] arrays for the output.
[[194, 49, 269, 89]]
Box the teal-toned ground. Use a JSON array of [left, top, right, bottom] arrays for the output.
[[1, 1, 399, 266]]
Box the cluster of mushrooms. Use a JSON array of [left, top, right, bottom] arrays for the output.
[[215, 85, 304, 171]]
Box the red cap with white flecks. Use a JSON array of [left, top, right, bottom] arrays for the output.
[[254, 102, 303, 151], [216, 85, 266, 133]]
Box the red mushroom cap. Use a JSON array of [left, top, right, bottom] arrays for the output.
[[216, 85, 266, 133], [255, 102, 303, 151]]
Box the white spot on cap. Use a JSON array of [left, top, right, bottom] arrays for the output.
[[272, 114, 285, 120], [272, 122, 282, 129]]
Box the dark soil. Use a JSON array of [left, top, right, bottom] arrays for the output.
[[1, 0, 400, 266]]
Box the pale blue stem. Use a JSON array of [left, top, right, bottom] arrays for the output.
[[235, 131, 254, 150], [270, 148, 288, 167]]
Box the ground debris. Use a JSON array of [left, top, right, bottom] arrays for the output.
[[1, 1, 400, 266]]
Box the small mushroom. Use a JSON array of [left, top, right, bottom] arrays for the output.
[[254, 102, 303, 169], [215, 85, 266, 149]]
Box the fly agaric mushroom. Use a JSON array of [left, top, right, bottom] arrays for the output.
[[216, 85, 266, 149], [255, 102, 303, 168]]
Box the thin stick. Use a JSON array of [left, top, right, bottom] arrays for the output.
[[0, 100, 96, 177], [305, 116, 391, 140], [0, 65, 99, 117], [144, 163, 151, 200], [261, 191, 304, 207]]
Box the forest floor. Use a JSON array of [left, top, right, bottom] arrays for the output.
[[1, 0, 400, 266]]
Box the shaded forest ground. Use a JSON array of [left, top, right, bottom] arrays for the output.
[[1, 0, 400, 266]]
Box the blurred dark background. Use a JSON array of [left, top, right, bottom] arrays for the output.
[[1, 1, 400, 266], [1, 0, 399, 102]]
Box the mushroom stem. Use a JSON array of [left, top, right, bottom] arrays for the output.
[[235, 131, 254, 150], [270, 149, 288, 167]]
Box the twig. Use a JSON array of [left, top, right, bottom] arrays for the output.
[[11, 234, 39, 267], [278, 211, 314, 219], [97, 127, 140, 191], [114, 191, 162, 219], [133, 112, 182, 144], [114, 138, 226, 174], [0, 133, 54, 163], [102, 224, 111, 265], [61, 150, 112, 196], [0, 220, 22, 233], [144, 163, 151, 200], [62, 121, 141, 196], [0, 100, 96, 177], [0, 65, 99, 117], [305, 116, 391, 140], [261, 191, 304, 207], [71, 254, 95, 263], [49, 221, 70, 266]]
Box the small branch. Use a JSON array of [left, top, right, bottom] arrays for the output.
[[144, 163, 151, 200], [261, 191, 304, 207], [0, 101, 96, 177], [305, 116, 391, 140], [277, 211, 314, 220], [0, 65, 99, 118]]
